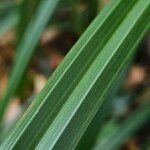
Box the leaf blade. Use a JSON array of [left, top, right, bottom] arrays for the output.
[[94, 101, 150, 150], [0, 0, 60, 121], [0, 0, 149, 149], [36, 0, 150, 149]]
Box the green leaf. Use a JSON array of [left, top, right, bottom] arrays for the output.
[[16, 0, 41, 44], [36, 0, 150, 149], [0, 2, 16, 12], [0, 0, 149, 149], [0, 10, 18, 36], [0, 1, 19, 36], [93, 101, 150, 150], [0, 0, 60, 121], [76, 64, 129, 150]]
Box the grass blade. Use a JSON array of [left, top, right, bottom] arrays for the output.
[[0, 0, 149, 149], [93, 101, 150, 150], [36, 0, 150, 149], [0, 0, 60, 121], [0, 11, 18, 36], [76, 63, 129, 150], [16, 0, 41, 43], [0, 2, 17, 14]]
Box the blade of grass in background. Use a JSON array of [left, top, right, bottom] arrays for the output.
[[0, 1, 19, 35], [93, 101, 150, 150], [16, 0, 41, 44], [0, 0, 149, 149], [0, 0, 60, 121], [0, 11, 19, 36], [0, 1, 17, 13]]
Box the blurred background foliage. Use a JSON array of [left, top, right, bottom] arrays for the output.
[[0, 0, 149, 149]]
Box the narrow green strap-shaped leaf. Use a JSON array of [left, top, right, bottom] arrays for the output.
[[94, 101, 150, 150], [36, 0, 150, 149], [0, 0, 150, 149], [77, 57, 136, 150], [76, 92, 113, 150], [76, 63, 129, 150], [0, 10, 18, 36], [0, 2, 16, 14], [0, 2, 18, 35], [0, 0, 60, 121], [0, 0, 137, 149], [16, 0, 41, 44]]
